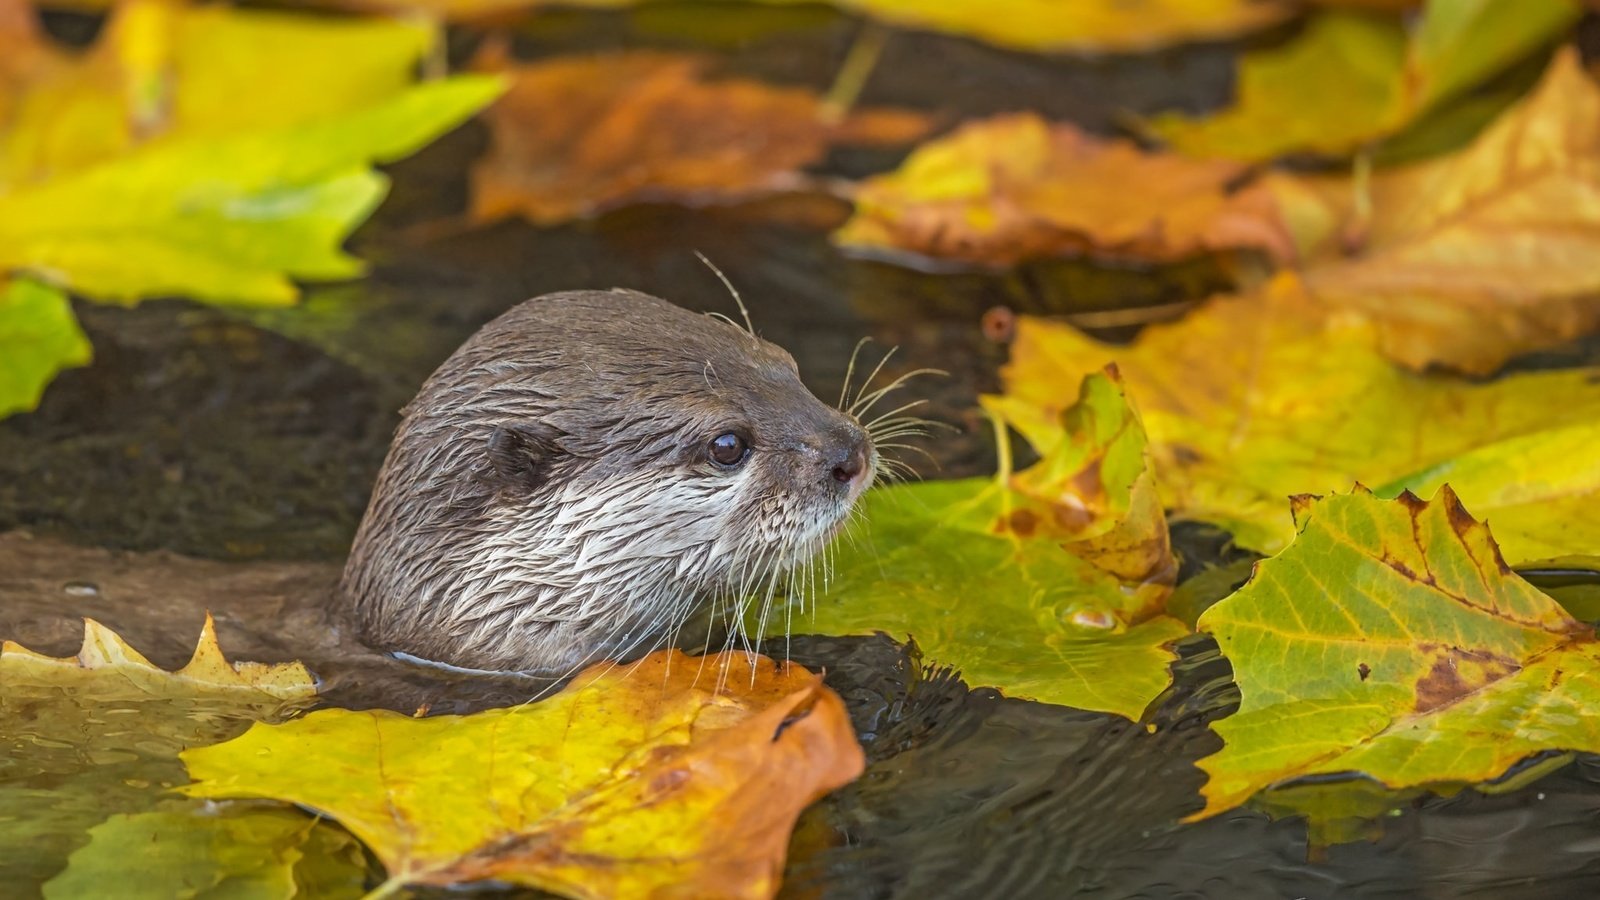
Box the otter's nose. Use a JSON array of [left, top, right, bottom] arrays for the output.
[[829, 435, 870, 487]]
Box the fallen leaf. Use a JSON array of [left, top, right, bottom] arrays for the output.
[[754, 371, 1186, 718], [800, 0, 1292, 53], [3, 613, 316, 699], [470, 50, 928, 224], [983, 366, 1176, 590], [0, 277, 89, 417], [0, 77, 501, 306], [1146, 1, 1580, 161], [43, 803, 369, 900], [1270, 47, 1600, 373], [834, 112, 1293, 268], [0, 1, 436, 189], [1191, 487, 1600, 820], [0, 0, 502, 306], [0, 617, 316, 891], [182, 650, 863, 899], [999, 274, 1600, 562]]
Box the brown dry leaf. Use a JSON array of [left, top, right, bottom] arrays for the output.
[[835, 113, 1293, 268], [4, 613, 316, 701], [1272, 47, 1600, 373], [184, 650, 863, 899], [470, 50, 930, 224]]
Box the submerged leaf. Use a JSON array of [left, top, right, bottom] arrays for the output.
[[758, 371, 1185, 718], [0, 277, 88, 417], [835, 113, 1292, 268], [1147, 1, 1580, 161], [1000, 274, 1600, 562], [0, 617, 316, 890], [1192, 488, 1600, 820], [471, 50, 928, 224], [43, 803, 368, 900], [1272, 48, 1600, 373], [183, 650, 863, 899]]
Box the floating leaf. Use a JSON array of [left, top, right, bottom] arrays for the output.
[[1191, 488, 1600, 820], [983, 367, 1177, 591], [0, 617, 316, 890], [757, 371, 1186, 718], [1147, 1, 1580, 161], [183, 650, 862, 899], [805, 0, 1292, 53], [0, 77, 501, 306], [0, 0, 502, 306], [4, 612, 316, 699], [0, 1, 435, 188], [1000, 274, 1600, 562], [834, 113, 1293, 269], [0, 277, 88, 417], [470, 50, 927, 225], [1270, 48, 1600, 373], [42, 803, 369, 900]]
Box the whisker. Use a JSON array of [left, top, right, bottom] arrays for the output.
[[848, 346, 899, 414], [838, 337, 873, 411], [851, 368, 946, 419]]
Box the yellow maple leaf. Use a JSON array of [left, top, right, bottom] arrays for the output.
[[999, 273, 1600, 562], [182, 650, 864, 899], [1271, 47, 1600, 373], [834, 112, 1293, 269]]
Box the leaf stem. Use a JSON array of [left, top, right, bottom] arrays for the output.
[[822, 22, 889, 124], [359, 876, 408, 900]]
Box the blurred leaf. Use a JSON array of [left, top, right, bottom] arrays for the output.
[[43, 803, 368, 900], [1147, 0, 1580, 161], [1191, 488, 1600, 820], [756, 371, 1186, 719], [470, 50, 927, 224], [999, 274, 1600, 562], [229, 0, 1290, 51], [0, 0, 502, 306], [0, 277, 88, 417], [0, 77, 502, 305], [0, 617, 316, 890], [799, 0, 1292, 53], [0, 1, 435, 188], [1270, 48, 1600, 373], [183, 650, 863, 899], [834, 113, 1293, 268]]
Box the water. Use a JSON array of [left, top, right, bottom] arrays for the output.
[[4, 5, 1600, 897]]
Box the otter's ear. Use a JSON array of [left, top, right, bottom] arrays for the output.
[[485, 424, 560, 492]]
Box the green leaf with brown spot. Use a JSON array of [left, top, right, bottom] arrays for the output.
[[1192, 488, 1600, 820]]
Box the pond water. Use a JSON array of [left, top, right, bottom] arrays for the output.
[[5, 5, 1600, 898]]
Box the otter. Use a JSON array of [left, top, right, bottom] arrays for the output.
[[340, 289, 876, 675]]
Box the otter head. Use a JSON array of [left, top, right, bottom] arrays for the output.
[[340, 289, 875, 675]]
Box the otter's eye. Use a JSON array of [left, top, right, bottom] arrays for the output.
[[708, 432, 749, 468]]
